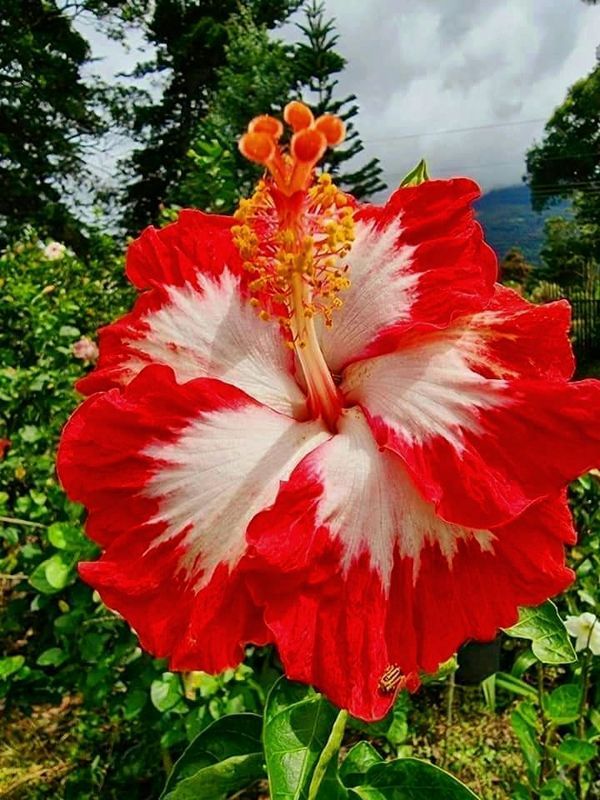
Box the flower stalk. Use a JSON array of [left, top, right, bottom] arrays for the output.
[[307, 708, 348, 800]]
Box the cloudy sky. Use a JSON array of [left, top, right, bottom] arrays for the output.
[[87, 0, 599, 196]]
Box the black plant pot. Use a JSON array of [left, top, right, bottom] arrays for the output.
[[456, 636, 502, 685]]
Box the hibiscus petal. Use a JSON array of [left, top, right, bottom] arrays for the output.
[[58, 364, 329, 670], [343, 318, 600, 528], [460, 285, 575, 381], [126, 209, 239, 290], [78, 268, 307, 417], [246, 408, 574, 720], [319, 179, 497, 373]]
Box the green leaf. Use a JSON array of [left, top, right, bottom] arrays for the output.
[[151, 673, 183, 713], [0, 655, 25, 680], [58, 324, 80, 338], [511, 702, 541, 788], [544, 684, 582, 725], [349, 694, 411, 747], [540, 779, 566, 798], [589, 707, 600, 733], [80, 631, 109, 662], [348, 758, 480, 799], [494, 672, 538, 702], [160, 713, 265, 800], [29, 553, 74, 594], [340, 743, 383, 788], [481, 675, 496, 712], [36, 647, 67, 667], [399, 159, 430, 187], [512, 784, 532, 800], [554, 736, 597, 765], [47, 521, 86, 551], [20, 424, 41, 443], [263, 677, 340, 800], [511, 649, 539, 679], [503, 602, 576, 664], [312, 756, 348, 800], [123, 689, 147, 720]]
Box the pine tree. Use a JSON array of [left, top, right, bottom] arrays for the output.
[[0, 1, 104, 247], [292, 0, 386, 199], [121, 0, 301, 232], [173, 5, 297, 213]]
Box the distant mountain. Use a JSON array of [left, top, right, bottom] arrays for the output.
[[475, 184, 570, 265]]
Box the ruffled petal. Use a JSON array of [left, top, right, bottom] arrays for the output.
[[342, 309, 600, 528], [78, 268, 307, 417], [126, 209, 239, 290], [459, 285, 575, 381], [319, 179, 497, 373], [58, 365, 329, 670], [245, 408, 575, 720]]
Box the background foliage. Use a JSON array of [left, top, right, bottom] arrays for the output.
[[1, 2, 599, 798]]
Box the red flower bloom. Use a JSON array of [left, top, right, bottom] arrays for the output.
[[57, 103, 600, 721]]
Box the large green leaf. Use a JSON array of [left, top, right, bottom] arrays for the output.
[[503, 602, 576, 664], [340, 742, 383, 788], [347, 758, 480, 799], [311, 754, 348, 800], [263, 677, 340, 800], [160, 713, 265, 800]]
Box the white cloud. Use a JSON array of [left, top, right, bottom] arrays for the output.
[[81, 0, 599, 198], [284, 0, 599, 193]]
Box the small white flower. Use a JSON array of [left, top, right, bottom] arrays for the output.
[[43, 241, 66, 261], [565, 612, 600, 655]]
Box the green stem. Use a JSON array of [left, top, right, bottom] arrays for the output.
[[0, 515, 46, 529], [307, 709, 348, 800]]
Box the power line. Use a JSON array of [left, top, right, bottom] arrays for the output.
[[365, 117, 547, 143]]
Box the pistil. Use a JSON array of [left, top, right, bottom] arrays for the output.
[[290, 272, 341, 430], [233, 101, 353, 430]]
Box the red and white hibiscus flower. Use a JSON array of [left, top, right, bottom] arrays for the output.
[[58, 102, 600, 721]]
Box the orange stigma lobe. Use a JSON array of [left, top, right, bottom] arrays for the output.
[[248, 114, 284, 140], [284, 100, 314, 131], [238, 131, 276, 165], [292, 128, 327, 164], [315, 114, 345, 146], [238, 101, 346, 196]]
